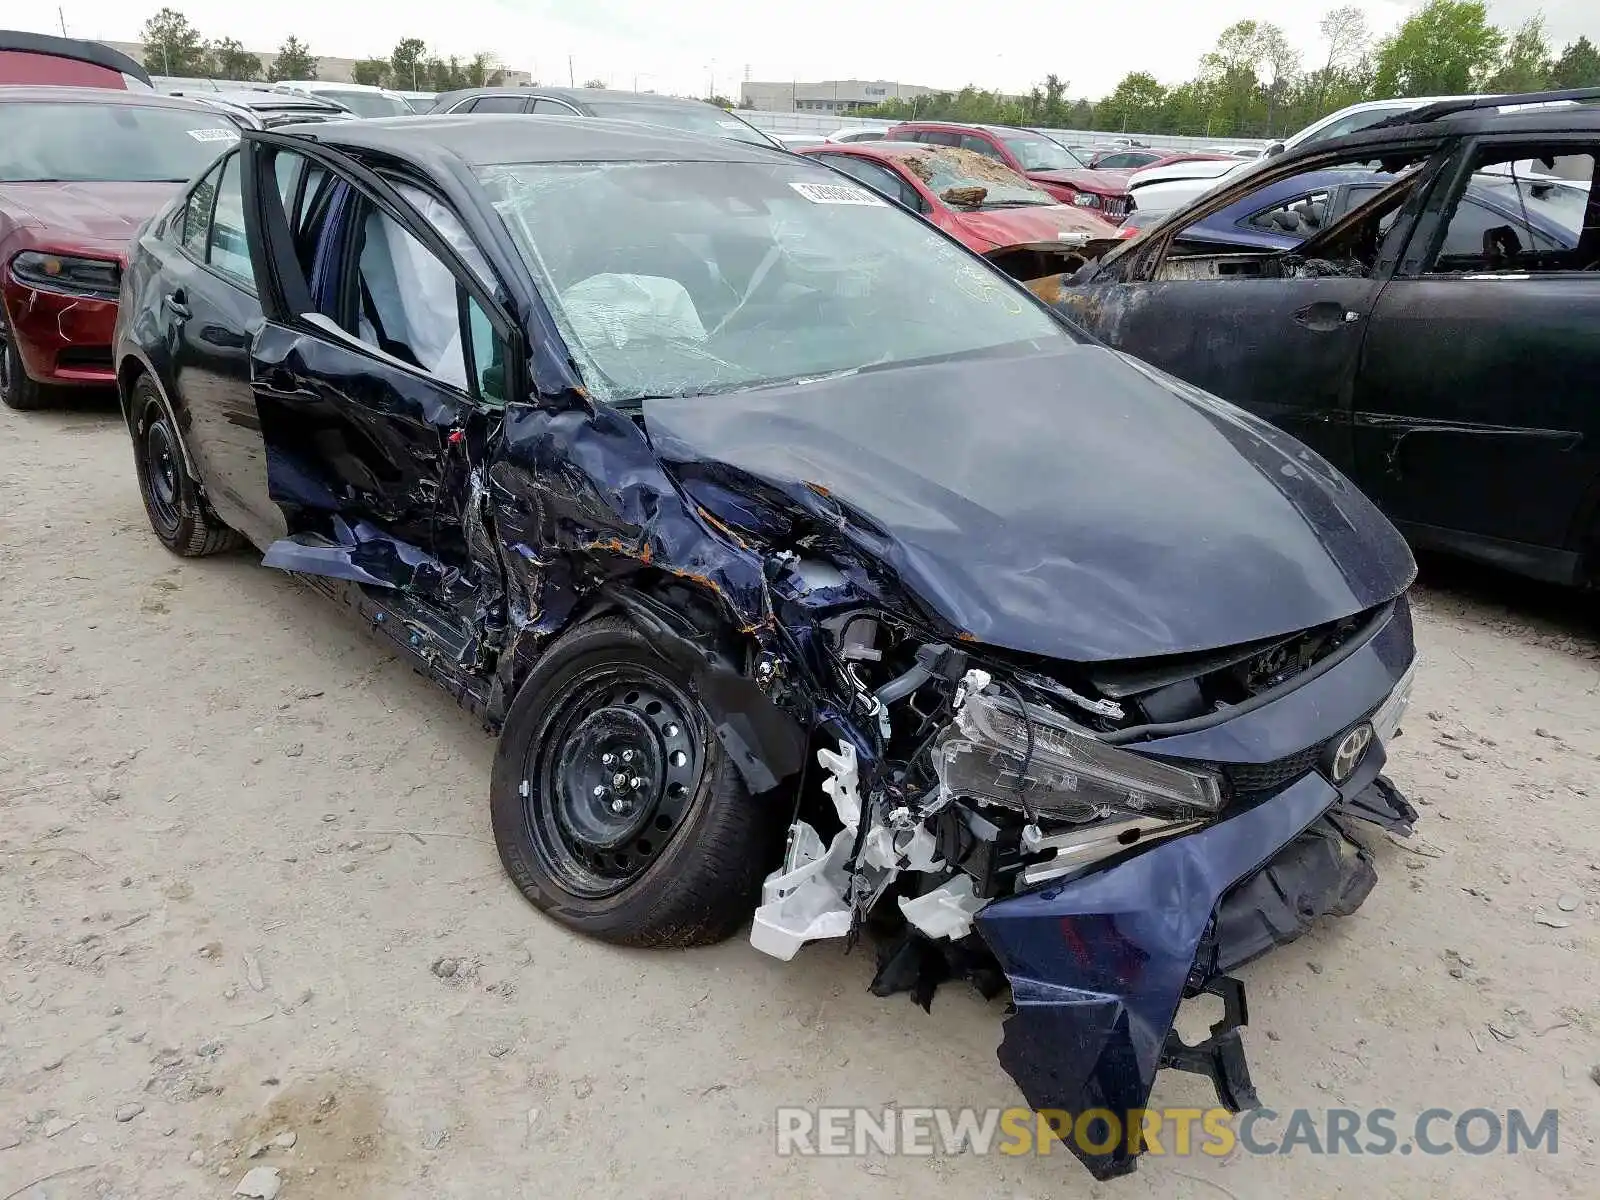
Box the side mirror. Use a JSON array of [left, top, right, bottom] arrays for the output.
[[1264, 142, 1286, 158]]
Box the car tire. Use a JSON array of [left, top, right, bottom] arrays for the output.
[[490, 615, 779, 947], [129, 374, 242, 557], [0, 309, 48, 411]]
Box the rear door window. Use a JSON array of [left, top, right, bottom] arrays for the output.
[[531, 98, 578, 114], [178, 159, 223, 253], [468, 94, 528, 113]]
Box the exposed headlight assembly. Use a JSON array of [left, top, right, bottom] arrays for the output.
[[10, 251, 121, 299], [934, 680, 1223, 825], [1071, 192, 1101, 207]]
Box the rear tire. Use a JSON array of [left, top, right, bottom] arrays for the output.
[[0, 309, 48, 411], [490, 616, 779, 947], [129, 374, 241, 557]]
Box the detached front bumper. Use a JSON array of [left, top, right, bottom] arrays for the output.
[[974, 602, 1417, 1179]]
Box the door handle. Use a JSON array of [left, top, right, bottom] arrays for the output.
[[1292, 301, 1359, 332], [162, 289, 191, 319]]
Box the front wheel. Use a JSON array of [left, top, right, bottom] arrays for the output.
[[129, 374, 241, 557], [490, 616, 778, 947], [0, 309, 48, 411]]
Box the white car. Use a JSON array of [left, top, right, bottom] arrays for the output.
[[771, 132, 830, 150], [826, 126, 888, 143], [272, 80, 413, 118]]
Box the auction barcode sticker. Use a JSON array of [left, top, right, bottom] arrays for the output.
[[789, 181, 886, 206], [187, 128, 240, 142]]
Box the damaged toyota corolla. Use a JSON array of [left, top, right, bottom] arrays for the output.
[[114, 116, 1420, 1178]]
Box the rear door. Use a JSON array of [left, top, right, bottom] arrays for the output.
[[1351, 136, 1600, 580], [140, 148, 280, 546], [238, 131, 522, 617]]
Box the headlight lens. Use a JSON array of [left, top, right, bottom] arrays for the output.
[[10, 251, 121, 299], [935, 687, 1223, 824], [1072, 192, 1100, 207]]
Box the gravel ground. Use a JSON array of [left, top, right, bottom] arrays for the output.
[[2, 395, 1599, 1200]]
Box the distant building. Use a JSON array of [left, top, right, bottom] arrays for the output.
[[101, 40, 531, 86], [740, 79, 937, 114]]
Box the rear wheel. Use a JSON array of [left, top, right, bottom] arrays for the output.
[[0, 309, 48, 411], [129, 374, 241, 557], [490, 616, 778, 947]]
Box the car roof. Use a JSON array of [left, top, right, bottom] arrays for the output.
[[280, 113, 792, 167], [200, 89, 344, 109], [0, 84, 219, 111], [1277, 102, 1600, 168], [435, 86, 717, 107]]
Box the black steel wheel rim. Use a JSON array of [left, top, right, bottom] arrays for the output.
[[524, 663, 703, 898], [142, 403, 181, 532]]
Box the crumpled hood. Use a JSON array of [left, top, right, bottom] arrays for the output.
[[1028, 168, 1132, 195], [644, 344, 1415, 663], [953, 203, 1121, 250], [0, 182, 179, 258]]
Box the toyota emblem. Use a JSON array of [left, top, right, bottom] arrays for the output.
[[1329, 723, 1374, 783]]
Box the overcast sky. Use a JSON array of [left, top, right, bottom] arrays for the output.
[[20, 0, 1596, 98]]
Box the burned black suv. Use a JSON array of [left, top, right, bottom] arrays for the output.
[[114, 115, 1419, 1178]]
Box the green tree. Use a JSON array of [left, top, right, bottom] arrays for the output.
[[352, 59, 389, 87], [1097, 72, 1168, 133], [208, 38, 262, 82], [391, 38, 428, 90], [140, 7, 211, 76], [583, 77, 607, 89], [1373, 0, 1504, 97], [706, 94, 735, 108], [466, 52, 498, 88], [1484, 16, 1552, 93], [1550, 36, 1600, 88], [269, 36, 317, 82]]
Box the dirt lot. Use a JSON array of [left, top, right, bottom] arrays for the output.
[[2, 396, 1599, 1200]]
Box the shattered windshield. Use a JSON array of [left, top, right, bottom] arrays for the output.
[[584, 101, 777, 147], [897, 148, 1055, 209], [479, 159, 1068, 403], [1000, 132, 1083, 172]]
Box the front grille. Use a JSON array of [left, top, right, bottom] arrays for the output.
[[1222, 743, 1325, 796], [1103, 195, 1131, 219]]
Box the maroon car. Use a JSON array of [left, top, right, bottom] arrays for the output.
[[0, 87, 240, 410], [0, 30, 152, 89], [887, 121, 1135, 221], [1088, 148, 1234, 171]]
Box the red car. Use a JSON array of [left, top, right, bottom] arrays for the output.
[[0, 30, 152, 89], [1087, 148, 1234, 171], [886, 122, 1135, 221], [800, 141, 1132, 280], [0, 87, 242, 410]]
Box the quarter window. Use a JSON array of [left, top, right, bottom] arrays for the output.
[[205, 152, 252, 284], [179, 160, 222, 253]]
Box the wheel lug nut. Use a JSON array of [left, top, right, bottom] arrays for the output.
[[621, 749, 634, 763], [610, 798, 626, 813], [602, 752, 616, 766], [664, 723, 679, 737], [629, 776, 644, 791], [592, 785, 607, 798]]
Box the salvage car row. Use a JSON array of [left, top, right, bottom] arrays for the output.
[[0, 29, 1593, 1183]]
